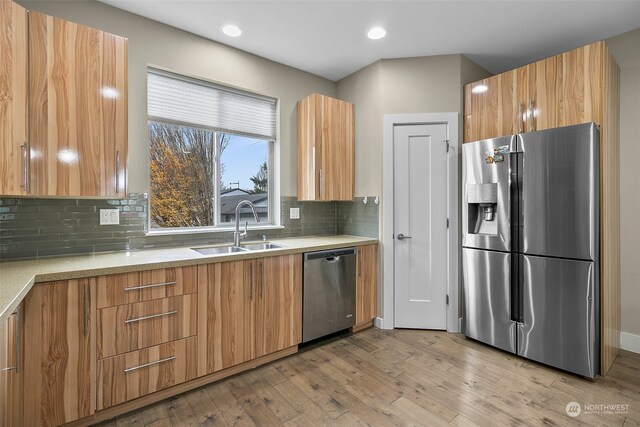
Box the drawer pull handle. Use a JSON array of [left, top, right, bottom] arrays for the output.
[[125, 310, 177, 324], [123, 281, 177, 291], [124, 356, 176, 374]]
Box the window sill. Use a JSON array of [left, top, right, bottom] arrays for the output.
[[145, 224, 285, 237]]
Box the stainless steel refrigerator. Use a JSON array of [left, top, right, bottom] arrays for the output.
[[462, 122, 600, 378]]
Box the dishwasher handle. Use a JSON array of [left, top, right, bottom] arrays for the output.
[[324, 256, 341, 263], [304, 247, 356, 261]]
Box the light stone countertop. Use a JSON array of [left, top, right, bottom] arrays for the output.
[[0, 235, 377, 324]]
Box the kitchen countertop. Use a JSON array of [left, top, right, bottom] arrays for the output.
[[0, 235, 377, 323]]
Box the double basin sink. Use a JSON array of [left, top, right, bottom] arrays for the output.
[[192, 242, 285, 256]]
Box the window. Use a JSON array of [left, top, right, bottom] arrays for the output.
[[147, 69, 276, 230]]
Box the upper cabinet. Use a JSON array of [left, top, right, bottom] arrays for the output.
[[0, 3, 128, 198], [464, 41, 611, 143], [297, 93, 354, 201], [0, 1, 28, 196]]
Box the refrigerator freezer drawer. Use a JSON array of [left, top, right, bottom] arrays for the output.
[[518, 255, 599, 378], [462, 248, 516, 354]]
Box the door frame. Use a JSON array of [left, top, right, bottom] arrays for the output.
[[381, 113, 460, 332]]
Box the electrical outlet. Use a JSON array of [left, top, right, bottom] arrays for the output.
[[100, 209, 120, 225], [289, 207, 300, 219]]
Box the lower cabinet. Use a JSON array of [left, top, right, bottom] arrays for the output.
[[0, 304, 23, 426], [97, 336, 197, 410], [197, 254, 302, 376], [355, 244, 378, 327], [23, 279, 95, 426]]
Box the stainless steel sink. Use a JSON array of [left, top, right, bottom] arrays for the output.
[[191, 245, 249, 255], [240, 242, 286, 251]]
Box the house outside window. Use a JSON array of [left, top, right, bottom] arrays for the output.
[[147, 69, 277, 231]]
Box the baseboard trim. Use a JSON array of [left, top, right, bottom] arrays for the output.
[[620, 332, 640, 354], [374, 316, 391, 330]]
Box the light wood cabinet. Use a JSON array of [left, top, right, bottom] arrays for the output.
[[97, 336, 197, 410], [23, 279, 95, 426], [197, 254, 302, 376], [255, 254, 303, 357], [28, 11, 128, 197], [0, 305, 23, 426], [355, 244, 378, 328], [0, 0, 29, 196], [98, 293, 198, 358], [197, 260, 254, 376], [463, 41, 621, 375], [297, 93, 354, 201]]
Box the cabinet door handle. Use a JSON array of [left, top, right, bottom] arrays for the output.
[[319, 169, 324, 199], [83, 283, 90, 337], [124, 356, 176, 373], [125, 310, 177, 324], [1, 308, 21, 373], [529, 99, 536, 131], [20, 142, 28, 192], [249, 262, 254, 301], [123, 281, 177, 292], [260, 260, 264, 298], [358, 249, 362, 278], [115, 150, 120, 194]]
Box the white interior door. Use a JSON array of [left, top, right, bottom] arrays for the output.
[[393, 124, 448, 329]]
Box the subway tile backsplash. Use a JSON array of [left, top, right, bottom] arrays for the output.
[[0, 195, 378, 261]]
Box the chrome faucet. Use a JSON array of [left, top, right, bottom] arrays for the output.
[[233, 200, 260, 247]]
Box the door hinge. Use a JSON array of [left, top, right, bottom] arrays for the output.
[[444, 139, 450, 153], [446, 295, 449, 305], [446, 218, 450, 228]]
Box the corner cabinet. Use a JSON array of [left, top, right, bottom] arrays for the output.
[[0, 304, 23, 426], [464, 40, 621, 375], [23, 279, 95, 426], [0, 2, 128, 198], [297, 93, 354, 201]]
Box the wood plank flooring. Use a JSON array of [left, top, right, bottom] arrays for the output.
[[96, 329, 640, 426]]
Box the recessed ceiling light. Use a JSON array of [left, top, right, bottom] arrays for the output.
[[367, 27, 386, 40], [472, 84, 488, 94], [222, 24, 242, 37]]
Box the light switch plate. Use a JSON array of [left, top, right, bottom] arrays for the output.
[[289, 207, 300, 219], [100, 209, 120, 225]]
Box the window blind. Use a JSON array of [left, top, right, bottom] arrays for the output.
[[147, 69, 277, 140]]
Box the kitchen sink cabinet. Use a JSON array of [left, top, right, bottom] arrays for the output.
[[23, 279, 95, 426], [0, 0, 29, 196], [197, 260, 254, 376], [198, 254, 302, 376], [464, 40, 620, 375], [28, 11, 128, 197], [355, 244, 378, 328], [297, 93, 354, 201], [0, 304, 23, 426], [255, 254, 302, 357]]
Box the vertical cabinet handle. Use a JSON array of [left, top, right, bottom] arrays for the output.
[[115, 150, 120, 194], [2, 308, 21, 373], [83, 283, 90, 337], [260, 260, 264, 298], [518, 104, 525, 133], [527, 99, 533, 132], [20, 142, 29, 192], [358, 249, 362, 278], [529, 99, 536, 131], [249, 262, 254, 300]]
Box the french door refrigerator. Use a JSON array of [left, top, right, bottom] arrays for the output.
[[462, 122, 600, 378]]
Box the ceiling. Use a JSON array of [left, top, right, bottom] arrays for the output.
[[99, 0, 640, 81]]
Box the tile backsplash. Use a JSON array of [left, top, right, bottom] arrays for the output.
[[0, 195, 378, 261]]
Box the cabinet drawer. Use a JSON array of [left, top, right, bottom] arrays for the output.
[[97, 336, 197, 410], [96, 266, 197, 308], [98, 294, 197, 358]]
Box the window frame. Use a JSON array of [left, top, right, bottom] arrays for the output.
[[145, 68, 280, 235]]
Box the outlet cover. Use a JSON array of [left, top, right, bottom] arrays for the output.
[[100, 209, 120, 225], [289, 207, 300, 219]]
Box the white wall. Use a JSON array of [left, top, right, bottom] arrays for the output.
[[18, 0, 336, 197], [607, 28, 640, 350]]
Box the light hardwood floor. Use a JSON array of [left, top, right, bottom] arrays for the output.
[[96, 329, 640, 426]]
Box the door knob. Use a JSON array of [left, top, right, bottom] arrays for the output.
[[396, 233, 412, 240]]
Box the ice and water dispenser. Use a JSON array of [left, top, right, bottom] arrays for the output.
[[466, 183, 498, 235]]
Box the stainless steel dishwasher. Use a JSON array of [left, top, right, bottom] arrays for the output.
[[302, 247, 356, 343]]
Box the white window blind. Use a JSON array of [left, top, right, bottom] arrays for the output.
[[147, 69, 277, 140]]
